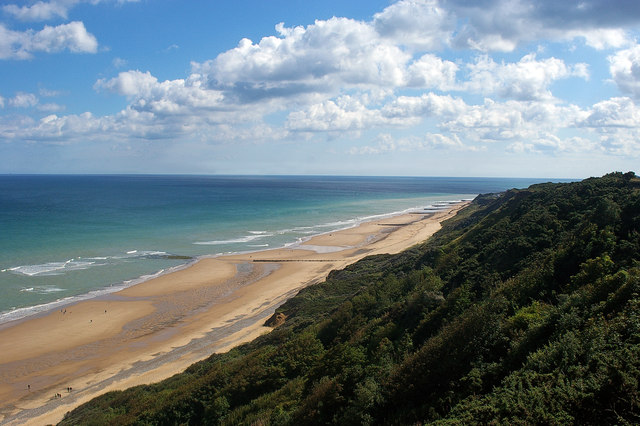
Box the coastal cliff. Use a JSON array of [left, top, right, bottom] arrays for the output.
[[61, 172, 640, 425]]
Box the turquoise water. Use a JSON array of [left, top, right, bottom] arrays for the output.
[[0, 175, 558, 323]]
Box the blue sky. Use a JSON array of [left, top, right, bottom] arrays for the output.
[[1, 0, 640, 178]]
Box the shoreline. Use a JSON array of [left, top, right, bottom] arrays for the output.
[[0, 202, 468, 425], [0, 200, 470, 328]]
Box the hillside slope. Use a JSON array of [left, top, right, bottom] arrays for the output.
[[61, 172, 640, 425]]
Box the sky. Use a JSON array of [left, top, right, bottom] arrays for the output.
[[1, 0, 640, 178]]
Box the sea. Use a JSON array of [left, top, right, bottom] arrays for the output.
[[0, 175, 560, 324]]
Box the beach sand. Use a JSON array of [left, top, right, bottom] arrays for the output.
[[0, 203, 467, 425]]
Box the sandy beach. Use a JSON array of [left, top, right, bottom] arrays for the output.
[[0, 202, 466, 425]]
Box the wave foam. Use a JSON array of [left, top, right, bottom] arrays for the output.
[[20, 286, 65, 294], [5, 259, 97, 277], [2, 250, 176, 278]]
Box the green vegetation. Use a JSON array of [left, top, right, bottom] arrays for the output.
[[60, 172, 640, 425]]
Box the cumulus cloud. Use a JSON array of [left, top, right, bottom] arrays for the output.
[[381, 93, 467, 121], [0, 21, 97, 59], [192, 16, 468, 103], [578, 98, 640, 155], [291, 89, 600, 152], [286, 92, 469, 133], [571, 28, 630, 50], [286, 89, 594, 151], [441, 98, 589, 143], [447, 0, 639, 51], [30, 21, 97, 53], [609, 45, 640, 99], [463, 53, 589, 101], [405, 54, 458, 89], [96, 70, 160, 99], [92, 70, 283, 142], [286, 96, 383, 133], [373, 0, 454, 50], [193, 18, 410, 102], [580, 97, 640, 128], [95, 70, 229, 117]]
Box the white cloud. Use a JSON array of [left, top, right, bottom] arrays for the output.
[[3, 0, 140, 22], [24, 112, 102, 141], [3, 1, 73, 21], [0, 106, 286, 146], [0, 21, 97, 59], [286, 95, 381, 132], [95, 70, 230, 118], [373, 0, 454, 50], [463, 53, 589, 101], [405, 54, 458, 89], [609, 44, 640, 99], [286, 92, 469, 133], [580, 97, 640, 128], [286, 91, 596, 152], [371, 0, 640, 53], [193, 17, 410, 102], [1, 110, 153, 142], [31, 21, 97, 53], [0, 96, 4, 108], [381, 93, 467, 121], [571, 28, 630, 50], [507, 135, 600, 154], [9, 92, 39, 108], [96, 70, 160, 99], [578, 97, 640, 155], [37, 102, 65, 112], [350, 132, 473, 155], [448, 0, 638, 51], [441, 98, 589, 143], [0, 25, 30, 60], [321, 92, 600, 153]]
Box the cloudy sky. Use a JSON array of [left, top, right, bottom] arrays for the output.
[[1, 0, 640, 178]]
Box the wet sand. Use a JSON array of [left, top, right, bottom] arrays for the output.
[[0, 203, 466, 425]]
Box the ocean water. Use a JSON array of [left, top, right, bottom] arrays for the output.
[[0, 175, 556, 324]]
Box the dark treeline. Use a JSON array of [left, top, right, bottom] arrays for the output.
[[60, 171, 640, 425]]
